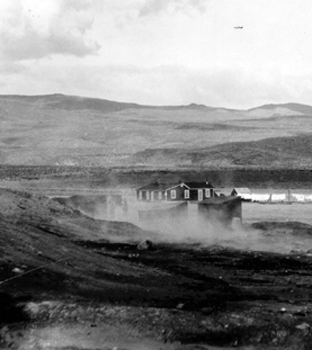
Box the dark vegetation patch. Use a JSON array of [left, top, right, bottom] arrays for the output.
[[176, 122, 255, 131], [0, 293, 30, 324], [3, 164, 312, 189], [236, 114, 310, 123], [206, 133, 312, 159], [252, 221, 312, 236], [132, 133, 312, 167], [1, 137, 20, 145]]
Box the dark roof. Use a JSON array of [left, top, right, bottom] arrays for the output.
[[198, 195, 241, 205], [232, 188, 251, 194], [136, 182, 177, 191], [137, 181, 214, 191], [184, 181, 214, 189]]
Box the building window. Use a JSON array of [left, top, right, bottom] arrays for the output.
[[205, 189, 210, 198], [151, 191, 154, 201], [184, 190, 190, 199], [158, 192, 162, 200], [139, 191, 142, 200], [170, 190, 176, 199], [146, 191, 150, 200]]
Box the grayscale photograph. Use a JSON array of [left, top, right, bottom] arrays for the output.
[[1, 1, 312, 349]]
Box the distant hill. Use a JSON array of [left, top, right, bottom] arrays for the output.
[[0, 94, 222, 113], [131, 134, 312, 168], [161, 103, 214, 111], [0, 93, 312, 168], [0, 93, 149, 113], [248, 102, 312, 116], [1, 93, 312, 115]]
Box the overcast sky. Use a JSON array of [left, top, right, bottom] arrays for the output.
[[0, 0, 311, 109]]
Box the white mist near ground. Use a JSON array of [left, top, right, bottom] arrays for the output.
[[68, 193, 312, 254], [134, 201, 250, 246], [138, 208, 253, 246], [136, 205, 312, 254]]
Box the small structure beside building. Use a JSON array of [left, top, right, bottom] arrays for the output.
[[231, 188, 252, 202], [198, 196, 242, 226], [251, 193, 271, 202], [136, 181, 218, 202], [291, 193, 306, 202], [269, 193, 287, 203]]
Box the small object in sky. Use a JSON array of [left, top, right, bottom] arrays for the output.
[[234, 26, 243, 29]]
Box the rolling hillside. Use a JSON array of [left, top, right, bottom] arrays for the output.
[[248, 102, 312, 115], [131, 134, 312, 168], [0, 94, 311, 168]]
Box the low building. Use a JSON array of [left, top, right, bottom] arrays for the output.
[[198, 196, 242, 226], [251, 193, 270, 202], [231, 188, 252, 202], [136, 181, 218, 202], [270, 193, 287, 203], [291, 193, 306, 202], [136, 182, 174, 202]]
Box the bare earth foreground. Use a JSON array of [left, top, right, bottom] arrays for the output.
[[2, 186, 312, 349], [3, 95, 312, 349]]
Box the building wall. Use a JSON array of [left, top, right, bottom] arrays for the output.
[[165, 186, 216, 201], [198, 196, 242, 226], [137, 186, 216, 202], [137, 190, 165, 201], [165, 186, 186, 201]]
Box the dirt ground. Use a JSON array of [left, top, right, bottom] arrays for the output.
[[2, 187, 312, 349]]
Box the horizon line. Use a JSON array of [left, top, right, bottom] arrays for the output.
[[0, 92, 311, 112]]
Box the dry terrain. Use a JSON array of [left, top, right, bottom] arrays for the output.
[[2, 94, 312, 349], [2, 187, 312, 349], [1, 94, 312, 168]]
